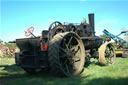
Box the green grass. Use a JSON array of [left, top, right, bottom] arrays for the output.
[[0, 57, 128, 85]]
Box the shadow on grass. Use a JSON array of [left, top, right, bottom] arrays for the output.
[[0, 64, 87, 85], [1, 64, 128, 85], [85, 77, 128, 85], [0, 64, 22, 72], [84, 60, 102, 67]]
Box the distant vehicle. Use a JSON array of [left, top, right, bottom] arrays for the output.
[[103, 29, 128, 58]]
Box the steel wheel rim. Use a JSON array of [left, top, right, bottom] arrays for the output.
[[104, 44, 115, 65], [59, 33, 84, 76]]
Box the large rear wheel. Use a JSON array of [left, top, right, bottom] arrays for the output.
[[48, 32, 85, 77]]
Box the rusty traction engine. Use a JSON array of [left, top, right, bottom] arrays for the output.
[[15, 13, 116, 77]]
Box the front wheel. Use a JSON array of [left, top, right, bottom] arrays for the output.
[[99, 43, 116, 65]]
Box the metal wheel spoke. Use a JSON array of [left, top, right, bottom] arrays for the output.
[[60, 47, 73, 57], [73, 56, 80, 59], [74, 46, 80, 54], [106, 56, 111, 64], [105, 46, 114, 64], [108, 57, 111, 63], [60, 47, 67, 53], [62, 58, 68, 65], [71, 45, 80, 56], [53, 24, 55, 28], [106, 57, 109, 63], [106, 47, 110, 54], [105, 46, 110, 63], [65, 64, 70, 74], [54, 23, 57, 26], [63, 39, 69, 49], [110, 50, 114, 57], [67, 37, 73, 47], [110, 47, 114, 57], [71, 44, 79, 51], [73, 56, 80, 62]]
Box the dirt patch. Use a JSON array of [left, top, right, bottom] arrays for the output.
[[0, 42, 19, 57]]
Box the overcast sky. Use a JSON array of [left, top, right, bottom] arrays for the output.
[[1, 0, 128, 42]]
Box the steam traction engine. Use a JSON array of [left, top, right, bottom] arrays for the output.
[[15, 13, 116, 77]]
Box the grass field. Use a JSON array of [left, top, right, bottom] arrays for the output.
[[0, 57, 128, 85]]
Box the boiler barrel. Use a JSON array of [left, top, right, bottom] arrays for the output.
[[81, 37, 103, 50]]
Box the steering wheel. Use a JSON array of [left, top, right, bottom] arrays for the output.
[[25, 26, 34, 37]]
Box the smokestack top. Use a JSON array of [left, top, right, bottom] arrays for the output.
[[88, 13, 94, 15]]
